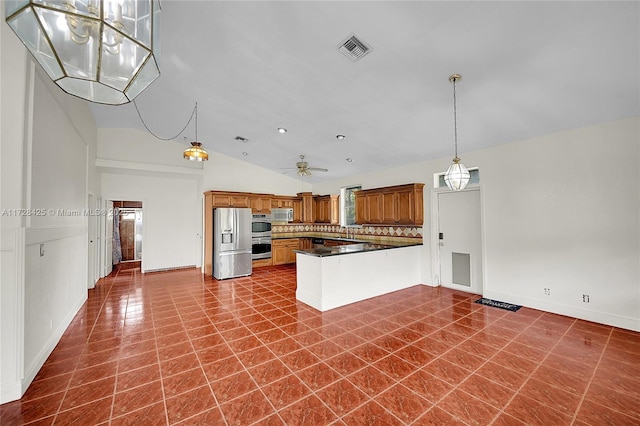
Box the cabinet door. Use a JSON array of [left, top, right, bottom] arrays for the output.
[[367, 193, 384, 224], [302, 194, 315, 223], [272, 241, 288, 265], [315, 198, 329, 223], [299, 238, 312, 250], [286, 239, 299, 263], [381, 191, 397, 224], [292, 199, 303, 223], [250, 196, 271, 213], [232, 195, 250, 208], [355, 193, 367, 224], [395, 188, 415, 224], [211, 194, 232, 207]]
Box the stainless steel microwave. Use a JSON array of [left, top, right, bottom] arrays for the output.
[[271, 208, 293, 222]]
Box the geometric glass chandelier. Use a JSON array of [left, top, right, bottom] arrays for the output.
[[444, 73, 470, 191], [5, 0, 160, 105]]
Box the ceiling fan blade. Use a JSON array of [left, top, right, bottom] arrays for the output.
[[307, 167, 328, 172]]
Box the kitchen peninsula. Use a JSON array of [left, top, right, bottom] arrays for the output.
[[294, 240, 422, 311]]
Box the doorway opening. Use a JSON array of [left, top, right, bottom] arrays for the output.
[[113, 201, 143, 271]]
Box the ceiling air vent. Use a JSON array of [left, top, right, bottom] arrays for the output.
[[337, 34, 372, 62]]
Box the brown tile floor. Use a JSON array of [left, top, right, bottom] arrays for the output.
[[2, 265, 640, 425]]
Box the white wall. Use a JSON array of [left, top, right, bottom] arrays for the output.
[[203, 151, 311, 195], [1, 13, 100, 402], [101, 171, 202, 272], [1, 10, 28, 403], [97, 130, 311, 273], [314, 117, 640, 331]]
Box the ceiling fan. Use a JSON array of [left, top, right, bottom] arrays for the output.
[[281, 155, 328, 176], [294, 155, 328, 176]]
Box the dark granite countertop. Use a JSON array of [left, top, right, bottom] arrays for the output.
[[294, 240, 422, 257]]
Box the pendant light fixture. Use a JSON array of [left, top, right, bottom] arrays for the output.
[[5, 0, 160, 105], [444, 74, 470, 191], [183, 102, 209, 161]]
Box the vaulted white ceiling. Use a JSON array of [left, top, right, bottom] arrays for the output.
[[89, 1, 640, 182]]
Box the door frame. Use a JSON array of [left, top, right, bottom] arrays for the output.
[[88, 193, 97, 288], [430, 184, 486, 293]]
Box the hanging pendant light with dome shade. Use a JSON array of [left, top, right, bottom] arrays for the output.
[[444, 74, 470, 191], [183, 102, 209, 161]]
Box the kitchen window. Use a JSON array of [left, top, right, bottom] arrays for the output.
[[340, 185, 361, 227]]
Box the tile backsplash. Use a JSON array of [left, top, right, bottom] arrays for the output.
[[272, 224, 422, 243]]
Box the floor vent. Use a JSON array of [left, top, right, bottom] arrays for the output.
[[337, 34, 372, 62]]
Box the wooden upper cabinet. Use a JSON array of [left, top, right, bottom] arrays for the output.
[[395, 186, 418, 224], [208, 191, 250, 208], [354, 183, 424, 226], [249, 194, 272, 213], [355, 191, 382, 224], [314, 195, 339, 224], [271, 196, 294, 209], [292, 198, 303, 223], [298, 192, 315, 223]]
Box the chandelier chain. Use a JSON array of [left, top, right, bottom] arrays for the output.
[[133, 99, 196, 142]]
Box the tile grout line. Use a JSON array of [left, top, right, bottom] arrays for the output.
[[569, 326, 614, 425], [52, 268, 121, 425], [486, 315, 578, 425]]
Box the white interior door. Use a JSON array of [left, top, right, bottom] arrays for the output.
[[438, 189, 482, 294], [105, 200, 113, 276], [88, 194, 97, 289]]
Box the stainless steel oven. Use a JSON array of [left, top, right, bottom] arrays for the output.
[[251, 214, 272, 238], [251, 237, 272, 260], [251, 214, 272, 259]]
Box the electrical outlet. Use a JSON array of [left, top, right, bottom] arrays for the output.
[[582, 294, 590, 303], [544, 288, 551, 296]]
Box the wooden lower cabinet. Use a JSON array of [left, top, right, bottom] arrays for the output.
[[252, 258, 272, 268], [323, 239, 353, 247], [272, 239, 299, 265], [299, 238, 313, 250]]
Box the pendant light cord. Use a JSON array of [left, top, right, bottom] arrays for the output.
[[452, 77, 458, 159], [132, 99, 197, 142]]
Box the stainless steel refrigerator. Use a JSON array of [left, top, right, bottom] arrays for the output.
[[213, 208, 253, 279]]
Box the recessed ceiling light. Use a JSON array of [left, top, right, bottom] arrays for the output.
[[346, 158, 353, 162], [242, 152, 248, 156], [278, 128, 287, 134], [336, 134, 346, 140]]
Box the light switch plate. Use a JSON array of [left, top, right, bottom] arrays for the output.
[[40, 243, 45, 257]]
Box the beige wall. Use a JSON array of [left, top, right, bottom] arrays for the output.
[[314, 117, 640, 331]]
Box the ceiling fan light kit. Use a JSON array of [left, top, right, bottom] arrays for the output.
[[5, 0, 161, 105], [443, 74, 470, 191]]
